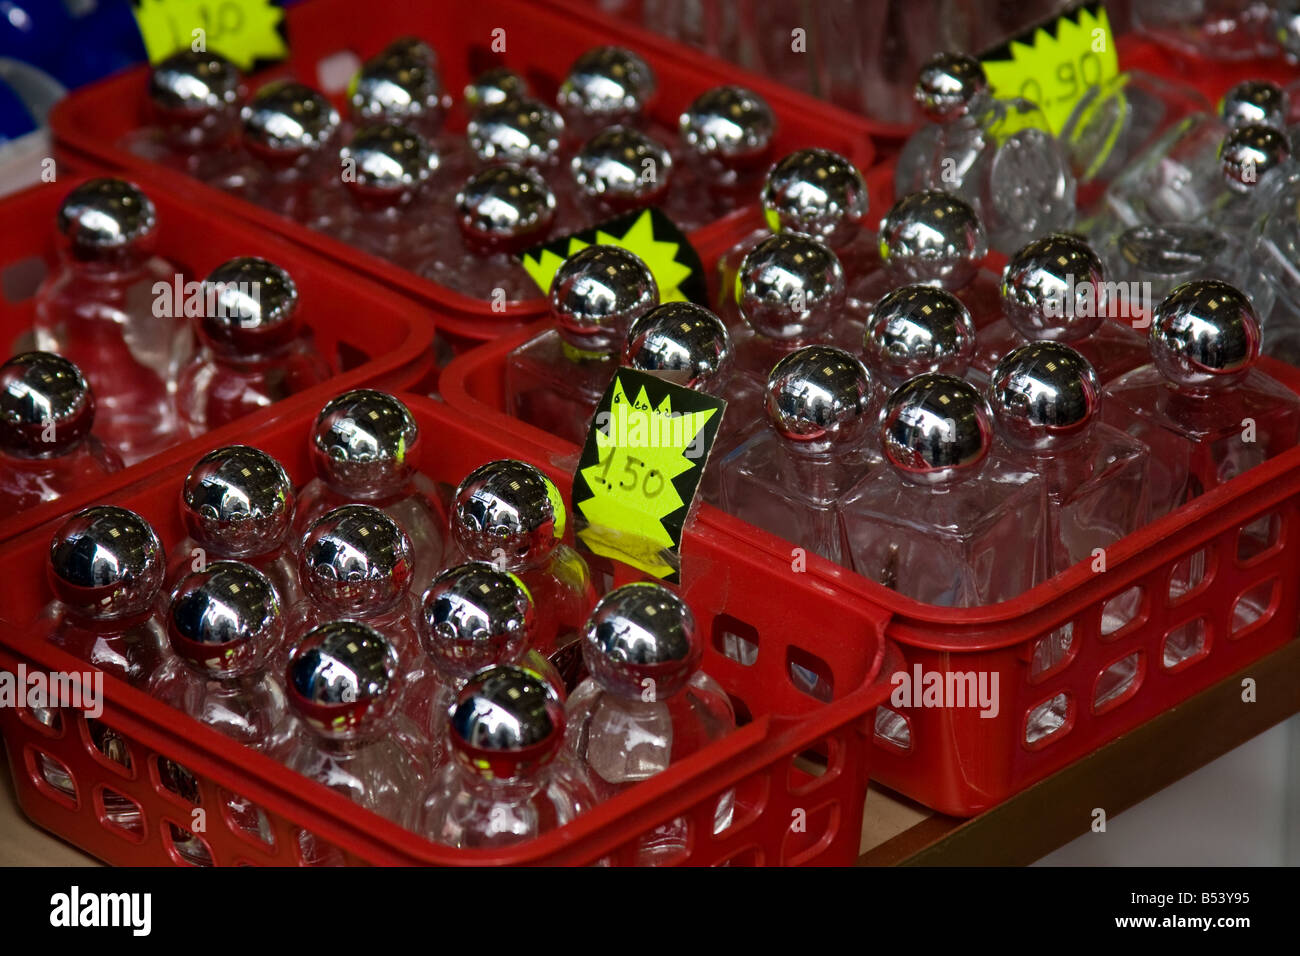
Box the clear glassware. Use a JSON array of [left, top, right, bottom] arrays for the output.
[[721, 346, 879, 567], [1103, 280, 1300, 519], [270, 621, 430, 845], [970, 234, 1149, 385], [172, 445, 300, 609], [283, 505, 423, 685], [988, 342, 1150, 574], [176, 257, 333, 434], [565, 583, 734, 865], [43, 506, 174, 688], [236, 80, 342, 225], [33, 178, 193, 466], [507, 245, 659, 445], [0, 352, 122, 519], [675, 84, 778, 222], [840, 374, 1047, 606], [292, 390, 446, 589], [1131, 0, 1276, 62], [895, 53, 1076, 254], [422, 665, 595, 850], [449, 459, 598, 690], [120, 49, 254, 191]]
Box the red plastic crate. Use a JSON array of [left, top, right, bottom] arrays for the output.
[[0, 170, 439, 546], [439, 302, 1300, 816], [0, 393, 898, 866], [49, 0, 878, 351]]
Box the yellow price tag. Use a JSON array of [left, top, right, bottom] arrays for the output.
[[980, 2, 1119, 136], [132, 0, 288, 73], [572, 369, 723, 583]]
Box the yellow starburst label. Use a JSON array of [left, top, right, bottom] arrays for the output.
[[979, 2, 1118, 137], [573, 369, 724, 583], [518, 207, 708, 305], [132, 0, 288, 74]]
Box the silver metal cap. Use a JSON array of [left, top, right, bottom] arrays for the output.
[[915, 52, 988, 123], [879, 190, 987, 288], [765, 345, 874, 455], [571, 125, 673, 207], [453, 459, 565, 570], [455, 163, 556, 252], [180, 445, 294, 559], [464, 66, 529, 110], [557, 46, 656, 122], [1150, 279, 1261, 391], [1220, 123, 1291, 193], [549, 244, 659, 354], [864, 286, 976, 385], [468, 96, 565, 166], [582, 582, 700, 699], [447, 665, 565, 776], [1001, 233, 1105, 341], [299, 505, 414, 616], [1219, 80, 1288, 129], [200, 256, 301, 352], [738, 233, 845, 342], [760, 148, 869, 249], [287, 621, 400, 739], [311, 390, 421, 499], [349, 41, 443, 125], [167, 561, 282, 678], [57, 178, 157, 251], [988, 342, 1101, 453], [149, 49, 242, 120], [419, 562, 534, 681], [241, 81, 340, 160], [679, 85, 776, 166], [48, 506, 165, 620], [880, 373, 992, 486], [0, 352, 95, 458], [341, 124, 438, 204], [625, 301, 732, 391]]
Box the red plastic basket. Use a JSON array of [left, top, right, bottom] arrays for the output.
[[439, 304, 1300, 816], [49, 0, 879, 351], [0, 170, 438, 546], [0, 393, 898, 866]]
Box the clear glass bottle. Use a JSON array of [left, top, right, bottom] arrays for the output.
[[284, 505, 422, 682], [449, 459, 597, 691], [270, 621, 430, 849], [507, 245, 659, 445], [1103, 279, 1300, 518], [173, 444, 300, 609], [863, 190, 1003, 333], [715, 148, 873, 328], [292, 389, 446, 589], [721, 346, 879, 567], [0, 352, 122, 519], [33, 178, 193, 466], [411, 562, 562, 748], [840, 374, 1047, 606], [676, 85, 777, 226], [43, 506, 174, 688], [565, 583, 734, 865], [122, 49, 252, 190], [971, 234, 1149, 385], [861, 286, 977, 417], [895, 52, 1076, 254], [176, 257, 333, 434], [237, 80, 341, 224], [1131, 0, 1276, 62], [422, 665, 595, 849]]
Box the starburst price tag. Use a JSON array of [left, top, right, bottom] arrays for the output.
[[132, 0, 288, 74], [518, 208, 709, 305], [979, 1, 1118, 136], [571, 368, 724, 583]]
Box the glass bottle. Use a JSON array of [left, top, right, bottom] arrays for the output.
[[839, 374, 1047, 606], [1131, 0, 1276, 62], [0, 352, 122, 519], [123, 49, 251, 190], [507, 245, 659, 445], [271, 621, 430, 848], [176, 256, 333, 434], [33, 178, 193, 466], [422, 665, 595, 849], [173, 444, 300, 609], [44, 506, 174, 687], [449, 459, 597, 691], [238, 80, 341, 225], [565, 583, 734, 865], [284, 505, 422, 682], [721, 345, 879, 567], [1103, 279, 1300, 518], [292, 389, 446, 589], [676, 85, 777, 224], [895, 52, 1077, 254], [971, 234, 1149, 385]]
